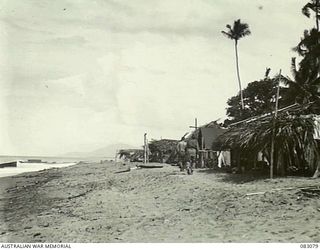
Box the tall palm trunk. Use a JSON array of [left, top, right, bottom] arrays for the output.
[[316, 0, 319, 32], [316, 0, 320, 79], [234, 40, 244, 109]]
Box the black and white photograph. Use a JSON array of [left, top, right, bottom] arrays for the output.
[[0, 0, 320, 245]]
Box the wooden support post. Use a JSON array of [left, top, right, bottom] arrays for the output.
[[253, 153, 257, 170], [270, 69, 281, 179], [146, 138, 149, 163], [115, 150, 118, 162], [270, 137, 275, 178], [189, 118, 198, 131], [189, 118, 199, 168], [144, 133, 147, 164], [201, 135, 204, 168], [237, 149, 241, 173]]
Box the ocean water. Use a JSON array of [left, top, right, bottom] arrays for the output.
[[0, 155, 114, 178], [0, 155, 114, 164]]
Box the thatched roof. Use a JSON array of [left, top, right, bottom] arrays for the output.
[[148, 139, 178, 154], [148, 139, 179, 163], [118, 149, 144, 157], [218, 103, 320, 174], [228, 101, 320, 128], [220, 114, 317, 152]]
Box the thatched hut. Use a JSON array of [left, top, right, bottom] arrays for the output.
[[184, 121, 229, 168], [218, 103, 320, 177], [117, 149, 144, 162], [148, 139, 179, 163]]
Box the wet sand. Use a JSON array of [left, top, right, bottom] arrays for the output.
[[0, 161, 319, 243]]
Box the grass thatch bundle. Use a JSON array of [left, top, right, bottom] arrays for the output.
[[118, 149, 144, 162], [148, 139, 178, 163]]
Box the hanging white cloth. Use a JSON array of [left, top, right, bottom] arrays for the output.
[[217, 152, 224, 168], [217, 151, 230, 168], [314, 116, 320, 140]]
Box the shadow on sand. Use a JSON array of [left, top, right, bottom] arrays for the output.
[[196, 168, 270, 184]]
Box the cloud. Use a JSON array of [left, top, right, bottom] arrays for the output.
[[34, 36, 88, 47], [1, 0, 224, 38], [0, 0, 314, 155]]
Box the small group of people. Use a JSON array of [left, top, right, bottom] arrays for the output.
[[176, 135, 199, 175]]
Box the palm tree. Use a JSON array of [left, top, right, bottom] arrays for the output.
[[302, 0, 320, 32], [222, 19, 251, 110], [281, 57, 320, 105], [293, 28, 320, 57], [288, 28, 320, 104], [302, 0, 320, 77], [295, 28, 320, 80]]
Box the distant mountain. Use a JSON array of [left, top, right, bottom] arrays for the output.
[[63, 143, 140, 158], [89, 144, 139, 157]]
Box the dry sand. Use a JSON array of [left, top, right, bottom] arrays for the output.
[[0, 161, 319, 243]]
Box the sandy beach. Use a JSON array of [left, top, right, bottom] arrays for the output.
[[0, 161, 319, 243]]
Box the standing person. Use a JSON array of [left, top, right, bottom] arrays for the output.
[[185, 134, 199, 175], [177, 137, 187, 171]]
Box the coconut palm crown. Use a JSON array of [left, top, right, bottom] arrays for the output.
[[221, 20, 251, 45], [302, 0, 320, 31]]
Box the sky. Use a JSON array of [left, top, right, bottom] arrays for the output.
[[0, 0, 315, 156]]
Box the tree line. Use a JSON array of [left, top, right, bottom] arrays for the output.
[[222, 0, 320, 125]]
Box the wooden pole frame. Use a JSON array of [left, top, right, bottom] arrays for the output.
[[144, 133, 147, 164], [270, 69, 282, 179], [189, 118, 198, 130], [189, 118, 200, 167]]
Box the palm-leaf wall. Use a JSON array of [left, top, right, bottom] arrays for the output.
[[218, 105, 319, 175]]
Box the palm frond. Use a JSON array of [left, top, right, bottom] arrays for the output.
[[222, 19, 251, 42], [221, 31, 233, 39], [302, 3, 312, 18], [291, 57, 297, 77]]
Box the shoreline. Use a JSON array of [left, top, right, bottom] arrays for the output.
[[0, 161, 319, 242], [0, 162, 78, 179], [0, 155, 115, 165]]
